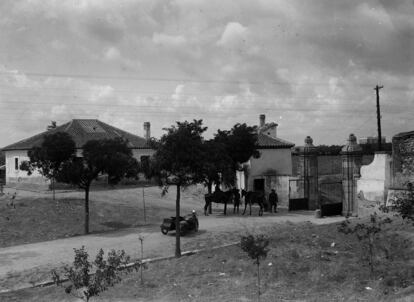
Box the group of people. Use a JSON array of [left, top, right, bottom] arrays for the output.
[[231, 186, 279, 213]]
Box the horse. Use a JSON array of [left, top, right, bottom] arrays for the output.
[[232, 188, 241, 214], [241, 190, 265, 216], [204, 189, 234, 216]]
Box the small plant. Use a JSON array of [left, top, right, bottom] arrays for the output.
[[381, 182, 414, 223], [139, 235, 144, 285], [338, 213, 392, 276], [51, 246, 139, 302], [241, 234, 270, 301]]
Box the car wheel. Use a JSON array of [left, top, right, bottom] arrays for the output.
[[161, 228, 168, 235]]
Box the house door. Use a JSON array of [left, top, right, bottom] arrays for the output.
[[253, 179, 265, 192]]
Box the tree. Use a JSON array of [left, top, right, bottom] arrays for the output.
[[52, 246, 139, 302], [58, 137, 140, 234], [20, 132, 76, 200], [241, 234, 270, 301], [215, 123, 259, 165], [151, 120, 206, 257], [201, 139, 234, 194]]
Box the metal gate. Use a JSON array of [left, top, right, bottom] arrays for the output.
[[319, 181, 343, 216], [288, 178, 309, 211]]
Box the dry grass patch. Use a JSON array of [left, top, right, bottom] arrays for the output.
[[0, 185, 204, 247], [2, 218, 414, 301]]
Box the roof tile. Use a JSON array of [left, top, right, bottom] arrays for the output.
[[2, 119, 151, 151], [257, 133, 295, 149]]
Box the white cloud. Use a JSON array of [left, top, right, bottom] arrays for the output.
[[50, 39, 66, 50], [217, 22, 248, 47], [89, 85, 115, 102], [1, 0, 413, 146], [152, 33, 187, 47], [104, 47, 121, 60], [171, 84, 185, 101]]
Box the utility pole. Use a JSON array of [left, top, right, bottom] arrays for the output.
[[142, 187, 147, 224], [374, 85, 384, 151]]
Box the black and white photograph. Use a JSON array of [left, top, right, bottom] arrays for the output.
[[0, 0, 413, 301]]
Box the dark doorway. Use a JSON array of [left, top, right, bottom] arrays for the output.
[[253, 179, 265, 192], [254, 178, 267, 210]]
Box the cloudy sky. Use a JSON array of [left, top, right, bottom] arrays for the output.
[[0, 0, 413, 147]]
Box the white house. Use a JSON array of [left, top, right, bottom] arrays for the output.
[[237, 114, 295, 207], [2, 119, 155, 186]]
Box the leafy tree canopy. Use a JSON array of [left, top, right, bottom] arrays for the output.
[[152, 119, 207, 186], [58, 137, 139, 188], [20, 132, 76, 178], [201, 139, 234, 189], [215, 123, 259, 165]]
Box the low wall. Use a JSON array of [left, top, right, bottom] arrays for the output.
[[7, 175, 49, 185]]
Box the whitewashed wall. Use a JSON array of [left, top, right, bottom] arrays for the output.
[[357, 153, 392, 202], [5, 148, 155, 185], [5, 150, 48, 184]]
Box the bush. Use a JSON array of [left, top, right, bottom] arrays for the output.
[[338, 213, 392, 276], [51, 246, 140, 301], [241, 234, 270, 301], [381, 183, 414, 223]]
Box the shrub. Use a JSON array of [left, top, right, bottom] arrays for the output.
[[241, 234, 270, 301], [338, 213, 392, 276], [381, 182, 414, 223], [51, 246, 139, 302]]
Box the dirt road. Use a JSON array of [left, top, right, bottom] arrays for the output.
[[0, 209, 344, 292]]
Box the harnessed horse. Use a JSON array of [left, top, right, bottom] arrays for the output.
[[204, 190, 234, 216], [241, 190, 265, 216]]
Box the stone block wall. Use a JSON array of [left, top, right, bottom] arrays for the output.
[[392, 131, 414, 187]]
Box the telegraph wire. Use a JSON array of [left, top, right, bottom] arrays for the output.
[[0, 71, 411, 90]]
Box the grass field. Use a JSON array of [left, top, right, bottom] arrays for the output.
[[1, 217, 413, 302], [0, 185, 205, 247]]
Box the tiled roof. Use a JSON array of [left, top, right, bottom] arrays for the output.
[[2, 119, 152, 151], [257, 133, 295, 149]]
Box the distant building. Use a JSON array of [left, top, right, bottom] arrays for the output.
[[237, 114, 295, 207], [2, 119, 155, 186], [359, 136, 386, 145]]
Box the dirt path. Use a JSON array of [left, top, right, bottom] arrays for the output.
[[0, 209, 343, 292]]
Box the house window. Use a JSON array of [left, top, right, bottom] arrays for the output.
[[14, 158, 19, 171]]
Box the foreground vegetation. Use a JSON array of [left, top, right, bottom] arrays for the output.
[[2, 217, 413, 302]]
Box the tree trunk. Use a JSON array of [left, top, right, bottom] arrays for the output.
[[207, 181, 212, 194], [52, 177, 55, 201], [84, 186, 90, 234], [175, 184, 181, 257], [208, 181, 212, 214], [257, 260, 261, 302], [369, 235, 374, 276]]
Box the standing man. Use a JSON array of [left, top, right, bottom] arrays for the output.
[[268, 189, 278, 213]]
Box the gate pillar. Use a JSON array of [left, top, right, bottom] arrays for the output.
[[297, 136, 319, 210], [341, 134, 362, 217]]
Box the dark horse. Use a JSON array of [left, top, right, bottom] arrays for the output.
[[204, 190, 234, 216], [241, 190, 265, 216]]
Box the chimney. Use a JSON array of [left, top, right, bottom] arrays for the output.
[[143, 122, 151, 140], [259, 114, 265, 127]]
